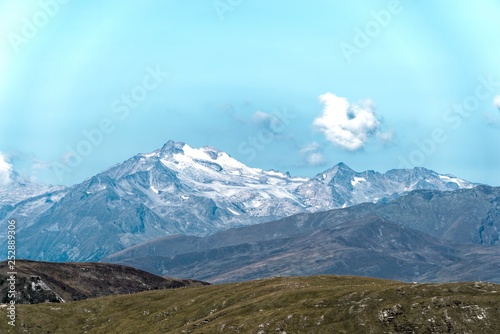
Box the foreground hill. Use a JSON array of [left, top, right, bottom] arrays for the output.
[[0, 260, 208, 304], [1, 275, 498, 333]]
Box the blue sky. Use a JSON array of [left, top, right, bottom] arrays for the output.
[[1, 0, 500, 186]]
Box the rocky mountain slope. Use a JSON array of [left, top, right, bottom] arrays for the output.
[[0, 170, 67, 235], [0, 140, 476, 262], [0, 260, 208, 304], [1, 275, 498, 333], [104, 186, 500, 283], [0, 170, 65, 207]]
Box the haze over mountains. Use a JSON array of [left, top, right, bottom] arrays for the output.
[[0, 141, 478, 263]]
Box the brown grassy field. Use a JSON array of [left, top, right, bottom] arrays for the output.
[[1, 275, 499, 333]]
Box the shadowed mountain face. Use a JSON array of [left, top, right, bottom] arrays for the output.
[[0, 141, 476, 262], [0, 260, 208, 304], [104, 186, 500, 283]]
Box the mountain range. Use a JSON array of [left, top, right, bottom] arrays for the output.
[[104, 185, 500, 283], [0, 140, 478, 262]]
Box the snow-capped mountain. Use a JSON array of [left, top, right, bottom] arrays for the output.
[[0, 140, 476, 262], [295, 162, 474, 210], [0, 170, 67, 236], [102, 140, 310, 222], [0, 170, 65, 207]]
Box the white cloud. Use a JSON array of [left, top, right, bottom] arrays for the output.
[[0, 152, 13, 186], [483, 112, 500, 128], [32, 159, 51, 170], [252, 110, 284, 133], [250, 109, 295, 139], [306, 152, 325, 166], [300, 142, 326, 166], [377, 129, 394, 143], [494, 95, 500, 109], [300, 142, 321, 154], [252, 111, 273, 124], [313, 93, 381, 151]]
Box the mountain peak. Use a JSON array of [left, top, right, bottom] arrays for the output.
[[160, 140, 185, 154], [412, 166, 436, 175], [317, 162, 354, 181], [335, 162, 353, 171], [201, 146, 223, 160], [158, 142, 227, 161]]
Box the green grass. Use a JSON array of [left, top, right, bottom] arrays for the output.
[[1, 275, 499, 333]]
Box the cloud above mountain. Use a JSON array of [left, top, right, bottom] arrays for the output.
[[300, 142, 326, 166], [313, 93, 384, 151], [251, 109, 296, 135], [494, 95, 500, 110], [0, 152, 13, 186], [482, 96, 500, 127]]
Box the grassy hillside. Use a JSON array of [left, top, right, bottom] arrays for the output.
[[1, 275, 499, 333]]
